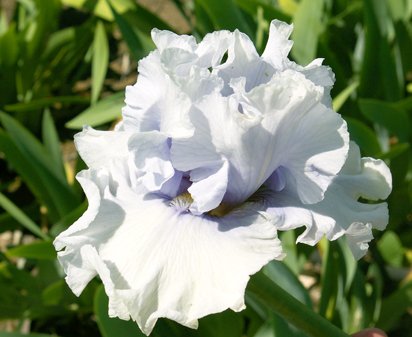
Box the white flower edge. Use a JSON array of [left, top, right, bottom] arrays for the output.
[[265, 142, 392, 259], [54, 163, 284, 335]]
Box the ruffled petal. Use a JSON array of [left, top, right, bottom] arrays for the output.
[[128, 131, 175, 192], [239, 70, 349, 204], [215, 30, 275, 95], [122, 56, 194, 137], [188, 159, 229, 214], [264, 142, 392, 259], [261, 20, 335, 106], [54, 166, 283, 335], [172, 70, 348, 209], [196, 30, 232, 67], [261, 19, 294, 69], [74, 126, 131, 169], [151, 28, 197, 54], [123, 52, 222, 138]]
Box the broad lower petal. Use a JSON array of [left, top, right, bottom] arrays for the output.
[[54, 167, 283, 335]]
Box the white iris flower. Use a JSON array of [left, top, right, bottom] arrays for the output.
[[54, 20, 392, 335]]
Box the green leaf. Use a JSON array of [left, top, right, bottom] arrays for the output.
[[62, 0, 135, 21], [394, 21, 412, 75], [0, 192, 49, 240], [42, 279, 78, 306], [196, 0, 253, 37], [253, 313, 308, 337], [0, 22, 18, 67], [66, 92, 124, 129], [42, 110, 65, 182], [377, 142, 409, 160], [91, 21, 109, 104], [197, 310, 243, 337], [248, 272, 350, 337], [377, 231, 405, 267], [291, 0, 324, 65], [122, 4, 174, 36], [106, 0, 147, 61], [0, 112, 65, 183], [318, 241, 344, 322], [0, 114, 79, 221], [0, 333, 59, 337], [6, 241, 56, 260], [264, 261, 312, 308], [377, 281, 412, 330], [359, 0, 402, 101], [332, 80, 359, 112], [344, 117, 381, 156], [4, 96, 89, 112], [50, 201, 87, 237], [347, 270, 369, 332], [94, 285, 146, 337], [358, 99, 410, 142], [235, 0, 291, 24]]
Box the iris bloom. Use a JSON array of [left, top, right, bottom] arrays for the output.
[[54, 20, 392, 335]]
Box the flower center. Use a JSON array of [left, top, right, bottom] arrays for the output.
[[170, 192, 234, 217], [170, 192, 193, 212]]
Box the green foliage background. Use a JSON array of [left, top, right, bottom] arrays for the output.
[[0, 0, 411, 336]]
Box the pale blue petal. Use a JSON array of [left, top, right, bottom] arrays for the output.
[[196, 30, 233, 67], [173, 70, 348, 209], [215, 30, 276, 95], [128, 131, 175, 192], [188, 159, 229, 214], [54, 165, 283, 335], [263, 142, 392, 259], [261, 19, 293, 69], [74, 126, 131, 170]]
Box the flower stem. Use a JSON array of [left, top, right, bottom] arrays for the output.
[[248, 272, 351, 337]]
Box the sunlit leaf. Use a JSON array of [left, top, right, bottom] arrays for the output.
[[91, 21, 109, 104], [65, 92, 124, 129], [291, 0, 324, 65], [377, 231, 405, 267], [42, 110, 65, 181]]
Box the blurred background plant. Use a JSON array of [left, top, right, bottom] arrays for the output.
[[0, 0, 411, 336]]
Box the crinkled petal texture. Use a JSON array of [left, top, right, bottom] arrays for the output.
[[55, 18, 392, 336], [264, 142, 392, 259], [171, 70, 349, 213], [55, 164, 283, 335]]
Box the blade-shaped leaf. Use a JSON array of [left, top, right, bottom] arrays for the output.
[[291, 0, 324, 65], [91, 21, 109, 104], [106, 0, 147, 61], [65, 92, 124, 129], [0, 115, 79, 221], [42, 110, 65, 180], [0, 192, 49, 240], [6, 241, 56, 260], [358, 99, 410, 142], [196, 0, 253, 37], [344, 117, 381, 156]]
